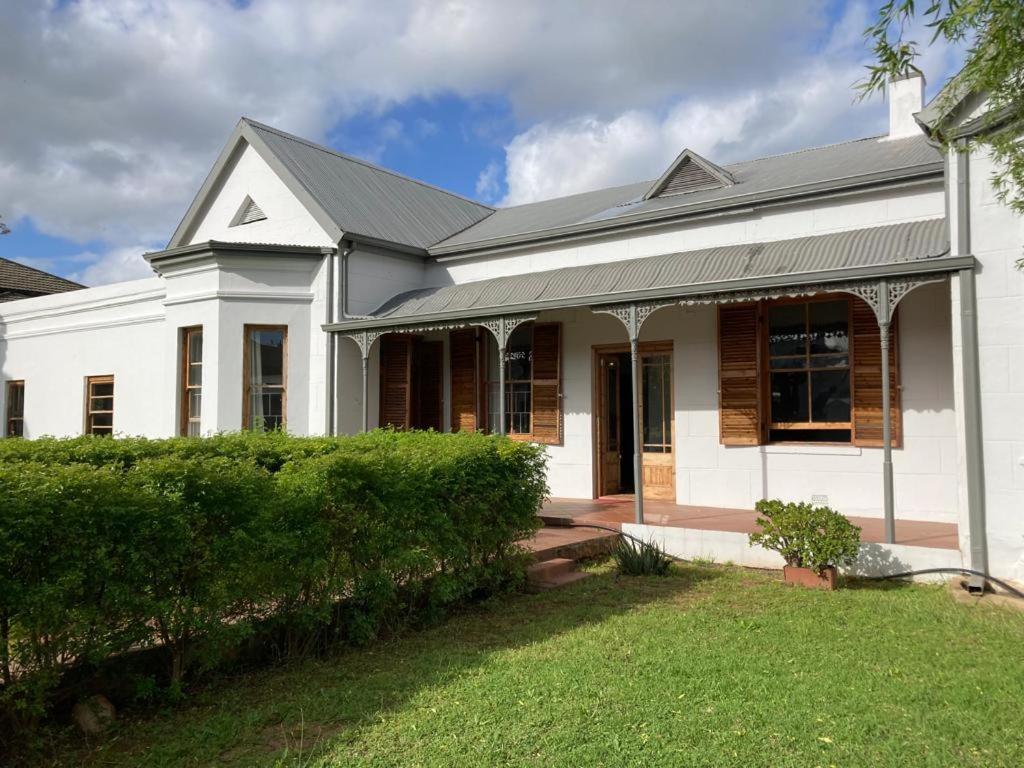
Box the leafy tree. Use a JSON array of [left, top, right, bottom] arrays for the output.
[[0, 217, 9, 236], [858, 1, 1024, 230]]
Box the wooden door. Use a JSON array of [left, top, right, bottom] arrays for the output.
[[597, 353, 622, 495], [640, 348, 675, 500]]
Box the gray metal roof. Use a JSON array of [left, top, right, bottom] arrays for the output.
[[243, 119, 493, 251], [0, 257, 84, 301], [430, 134, 943, 255], [363, 219, 948, 322]]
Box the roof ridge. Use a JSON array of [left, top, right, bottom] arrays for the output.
[[0, 255, 85, 288], [241, 118, 494, 213], [722, 133, 892, 168]]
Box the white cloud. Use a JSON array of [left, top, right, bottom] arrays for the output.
[[0, 0, 965, 281], [66, 245, 158, 286], [496, 2, 966, 205], [474, 161, 501, 203]]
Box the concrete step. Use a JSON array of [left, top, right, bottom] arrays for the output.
[[526, 526, 619, 563], [527, 558, 592, 591], [529, 569, 592, 591], [528, 557, 576, 581]]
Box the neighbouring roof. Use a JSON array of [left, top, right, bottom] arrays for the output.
[[429, 134, 942, 256], [0, 256, 84, 301], [243, 120, 494, 250], [357, 219, 950, 324]]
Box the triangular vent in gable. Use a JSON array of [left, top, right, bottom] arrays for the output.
[[644, 149, 735, 200], [230, 195, 268, 226]]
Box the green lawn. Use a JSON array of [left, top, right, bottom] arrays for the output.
[[52, 564, 1024, 767]]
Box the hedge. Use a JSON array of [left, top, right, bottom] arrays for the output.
[[0, 431, 546, 737]]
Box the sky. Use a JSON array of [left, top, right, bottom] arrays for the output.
[[0, 0, 964, 287]]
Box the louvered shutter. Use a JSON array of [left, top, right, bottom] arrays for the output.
[[718, 304, 763, 445], [449, 329, 479, 432], [531, 322, 561, 445], [379, 334, 412, 429], [414, 341, 443, 431], [852, 298, 902, 447]]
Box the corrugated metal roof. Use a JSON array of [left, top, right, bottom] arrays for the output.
[[0, 257, 84, 301], [431, 134, 943, 254], [245, 119, 493, 251], [369, 219, 948, 319]]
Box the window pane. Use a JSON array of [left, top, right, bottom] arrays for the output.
[[91, 396, 114, 412], [188, 331, 203, 364], [769, 356, 806, 370], [188, 363, 202, 387], [810, 370, 851, 422], [91, 381, 114, 398], [251, 330, 285, 386], [91, 412, 113, 429], [808, 300, 849, 355], [505, 324, 532, 381], [507, 382, 531, 434], [812, 354, 848, 369], [605, 362, 618, 452], [187, 421, 201, 437], [770, 371, 808, 423], [189, 391, 202, 419], [642, 354, 671, 451], [768, 304, 806, 357]]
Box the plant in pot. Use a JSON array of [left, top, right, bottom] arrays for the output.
[[748, 499, 861, 589]]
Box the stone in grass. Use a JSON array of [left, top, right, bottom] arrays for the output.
[[71, 694, 116, 735]]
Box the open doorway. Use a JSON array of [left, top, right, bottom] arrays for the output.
[[595, 343, 675, 500]]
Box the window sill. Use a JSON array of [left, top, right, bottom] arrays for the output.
[[761, 444, 862, 456]]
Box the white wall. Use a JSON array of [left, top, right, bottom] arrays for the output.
[[0, 279, 169, 438], [186, 142, 335, 248], [951, 144, 1024, 580]]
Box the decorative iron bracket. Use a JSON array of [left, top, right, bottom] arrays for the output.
[[591, 300, 673, 341]]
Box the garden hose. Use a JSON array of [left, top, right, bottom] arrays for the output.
[[545, 519, 1024, 599]]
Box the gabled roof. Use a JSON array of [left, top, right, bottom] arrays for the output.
[[430, 134, 943, 256], [169, 118, 493, 253], [643, 149, 734, 200], [0, 256, 84, 301], [349, 218, 950, 326]]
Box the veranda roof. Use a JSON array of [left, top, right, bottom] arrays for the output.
[[330, 218, 962, 331]]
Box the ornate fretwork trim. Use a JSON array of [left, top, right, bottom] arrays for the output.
[[480, 314, 538, 349], [591, 300, 673, 339]]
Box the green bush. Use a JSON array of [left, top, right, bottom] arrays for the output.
[[748, 499, 862, 574], [0, 431, 546, 739], [613, 537, 674, 576]]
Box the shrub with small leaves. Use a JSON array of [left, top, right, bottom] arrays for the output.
[[748, 499, 861, 574]]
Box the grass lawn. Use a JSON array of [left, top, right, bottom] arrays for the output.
[[47, 563, 1024, 767]]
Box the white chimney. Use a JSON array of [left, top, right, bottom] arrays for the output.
[[886, 72, 925, 140]]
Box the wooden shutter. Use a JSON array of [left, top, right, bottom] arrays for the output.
[[718, 304, 762, 445], [414, 340, 443, 431], [379, 334, 412, 429], [852, 298, 901, 447], [450, 329, 479, 432], [531, 322, 561, 445]]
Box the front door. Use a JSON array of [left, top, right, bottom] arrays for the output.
[[595, 343, 675, 499]]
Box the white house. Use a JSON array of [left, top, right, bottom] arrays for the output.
[[2, 73, 1022, 585]]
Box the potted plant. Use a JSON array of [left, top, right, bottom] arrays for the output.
[[748, 499, 861, 589]]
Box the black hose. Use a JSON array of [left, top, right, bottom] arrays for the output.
[[866, 567, 1024, 599], [546, 519, 1024, 599]]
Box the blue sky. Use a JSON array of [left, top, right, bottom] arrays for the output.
[[0, 1, 962, 286]]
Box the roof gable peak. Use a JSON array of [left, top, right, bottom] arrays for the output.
[[643, 148, 735, 200]]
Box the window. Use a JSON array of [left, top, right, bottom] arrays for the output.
[[487, 323, 533, 435], [767, 299, 851, 443], [181, 327, 203, 436], [476, 322, 561, 444], [642, 354, 672, 453], [85, 376, 114, 436], [244, 325, 286, 431], [5, 381, 24, 437]]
